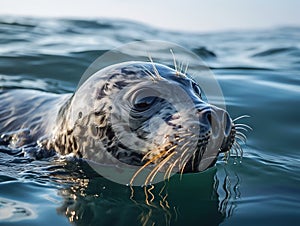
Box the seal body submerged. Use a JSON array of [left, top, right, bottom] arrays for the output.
[[0, 61, 236, 174]]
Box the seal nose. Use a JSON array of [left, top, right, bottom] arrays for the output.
[[198, 106, 232, 139]]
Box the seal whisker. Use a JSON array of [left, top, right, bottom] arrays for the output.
[[170, 49, 178, 75], [180, 143, 195, 164], [236, 131, 247, 141], [179, 144, 202, 175], [233, 141, 243, 158], [130, 151, 167, 186], [177, 140, 194, 168], [140, 65, 157, 81], [235, 135, 246, 144], [184, 62, 189, 76], [178, 60, 188, 78], [178, 146, 189, 170], [235, 126, 249, 132], [163, 164, 172, 181], [176, 137, 188, 143], [175, 131, 194, 138], [179, 152, 193, 177], [145, 151, 176, 185], [179, 61, 184, 74], [232, 145, 239, 158], [164, 158, 180, 181], [191, 149, 197, 172], [174, 138, 192, 155], [233, 115, 251, 122], [234, 123, 253, 131], [141, 142, 173, 162], [231, 142, 239, 157], [138, 143, 178, 186], [147, 54, 162, 79]]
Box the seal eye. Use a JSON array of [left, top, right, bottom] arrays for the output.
[[133, 96, 157, 111], [192, 82, 202, 98], [131, 88, 159, 111]]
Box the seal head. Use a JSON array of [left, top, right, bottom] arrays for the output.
[[48, 61, 235, 174]]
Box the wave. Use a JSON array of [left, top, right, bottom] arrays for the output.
[[193, 47, 217, 58], [252, 47, 299, 57]]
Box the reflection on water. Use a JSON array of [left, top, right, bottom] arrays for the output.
[[0, 198, 36, 222], [216, 163, 241, 218], [54, 161, 232, 226], [0, 145, 241, 226]]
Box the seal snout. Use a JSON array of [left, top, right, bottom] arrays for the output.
[[197, 106, 229, 132], [196, 105, 235, 153]]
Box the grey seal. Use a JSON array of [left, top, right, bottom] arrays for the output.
[[0, 61, 237, 176]]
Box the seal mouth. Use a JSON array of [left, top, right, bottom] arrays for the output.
[[180, 129, 236, 173], [219, 124, 236, 153], [179, 107, 236, 173]]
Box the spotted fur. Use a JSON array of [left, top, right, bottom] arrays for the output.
[[0, 62, 236, 174]]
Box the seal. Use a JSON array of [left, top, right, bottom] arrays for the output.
[[0, 61, 237, 176]]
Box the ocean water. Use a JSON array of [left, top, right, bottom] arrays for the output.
[[0, 17, 300, 226]]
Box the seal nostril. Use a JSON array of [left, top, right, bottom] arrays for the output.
[[206, 112, 212, 125], [198, 109, 213, 134], [200, 109, 212, 124], [224, 112, 232, 136]]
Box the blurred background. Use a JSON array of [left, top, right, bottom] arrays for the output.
[[1, 0, 300, 32]]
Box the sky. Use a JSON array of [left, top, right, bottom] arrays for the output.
[[1, 0, 300, 32]]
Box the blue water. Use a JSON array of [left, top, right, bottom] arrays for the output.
[[0, 17, 300, 226]]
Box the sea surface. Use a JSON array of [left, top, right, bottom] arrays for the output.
[[0, 17, 299, 226]]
